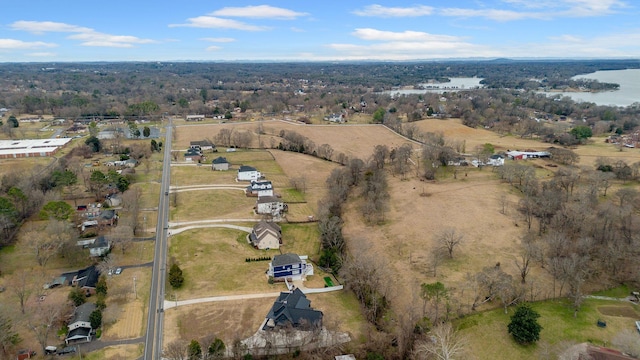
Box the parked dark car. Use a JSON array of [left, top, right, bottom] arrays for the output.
[[57, 346, 76, 356]]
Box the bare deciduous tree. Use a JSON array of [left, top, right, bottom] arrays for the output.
[[428, 247, 447, 277], [122, 187, 142, 235], [340, 249, 391, 326], [413, 323, 467, 360], [515, 233, 537, 284], [109, 224, 133, 255], [289, 176, 307, 194], [435, 227, 463, 259], [372, 145, 389, 169], [164, 339, 188, 360], [28, 304, 62, 353], [12, 270, 32, 314]]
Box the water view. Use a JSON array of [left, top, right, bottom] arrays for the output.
[[540, 69, 640, 107]]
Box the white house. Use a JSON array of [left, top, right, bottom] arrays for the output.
[[190, 140, 215, 152], [255, 196, 287, 217], [65, 302, 96, 344], [185, 115, 205, 122], [246, 180, 273, 197], [88, 236, 110, 257], [237, 165, 262, 181], [487, 154, 505, 166]]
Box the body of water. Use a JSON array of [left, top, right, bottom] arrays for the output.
[[540, 69, 640, 107], [383, 77, 484, 95]]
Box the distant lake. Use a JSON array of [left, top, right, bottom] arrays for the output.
[[539, 69, 640, 107], [383, 77, 484, 95]]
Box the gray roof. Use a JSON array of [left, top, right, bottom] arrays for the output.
[[272, 253, 301, 267], [88, 235, 109, 249], [257, 195, 281, 204], [75, 265, 100, 289], [190, 140, 214, 147], [238, 165, 257, 172], [212, 156, 229, 164], [72, 302, 96, 324], [263, 288, 323, 330]]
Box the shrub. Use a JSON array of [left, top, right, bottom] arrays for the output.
[[169, 263, 184, 288], [508, 304, 542, 344]]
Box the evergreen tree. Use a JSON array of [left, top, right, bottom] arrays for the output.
[[208, 338, 225, 358], [0, 312, 21, 355], [169, 263, 184, 288], [96, 275, 108, 297], [188, 339, 201, 360], [508, 304, 542, 344], [68, 287, 86, 307], [89, 309, 102, 329]]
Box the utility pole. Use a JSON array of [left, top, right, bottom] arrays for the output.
[[133, 276, 137, 299]]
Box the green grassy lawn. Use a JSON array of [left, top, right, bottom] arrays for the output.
[[280, 223, 321, 258], [167, 222, 324, 298], [132, 182, 161, 209], [167, 227, 281, 297], [172, 165, 238, 186], [592, 285, 632, 298], [307, 290, 368, 342], [279, 188, 306, 202], [458, 298, 640, 360], [170, 189, 257, 221]]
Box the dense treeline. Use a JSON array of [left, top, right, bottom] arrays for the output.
[[1, 60, 639, 124]]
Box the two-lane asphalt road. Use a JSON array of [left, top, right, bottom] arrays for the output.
[[143, 118, 172, 359]]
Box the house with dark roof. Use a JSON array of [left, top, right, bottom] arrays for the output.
[[249, 221, 281, 250], [263, 288, 323, 331], [98, 209, 118, 227], [65, 302, 96, 344], [71, 265, 100, 295], [211, 156, 230, 171], [88, 235, 111, 257], [255, 195, 287, 217], [190, 140, 215, 152], [246, 180, 273, 197], [184, 148, 203, 162], [237, 165, 262, 181], [267, 253, 313, 281]]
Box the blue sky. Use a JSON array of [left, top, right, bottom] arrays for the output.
[[1, 0, 639, 62]]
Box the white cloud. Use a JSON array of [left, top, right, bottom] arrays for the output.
[[488, 29, 640, 58], [0, 38, 57, 50], [206, 46, 222, 51], [352, 28, 462, 42], [548, 34, 583, 42], [326, 28, 497, 60], [440, 8, 544, 21], [201, 37, 235, 43], [68, 32, 155, 47], [440, 0, 627, 21], [353, 4, 434, 17], [169, 16, 268, 31], [10, 20, 155, 48], [563, 0, 627, 16], [10, 20, 92, 34], [211, 5, 308, 19], [26, 52, 56, 57]]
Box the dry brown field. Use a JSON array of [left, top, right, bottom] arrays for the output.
[[163, 289, 366, 349], [5, 115, 640, 358], [174, 120, 415, 161]]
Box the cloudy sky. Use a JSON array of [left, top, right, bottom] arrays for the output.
[[1, 0, 638, 62]]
